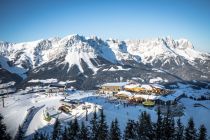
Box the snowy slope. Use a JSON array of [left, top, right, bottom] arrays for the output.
[[125, 37, 206, 64], [0, 35, 117, 77], [1, 91, 210, 139], [0, 56, 27, 79], [107, 39, 141, 63]]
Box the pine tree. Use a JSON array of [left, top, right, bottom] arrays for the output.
[[33, 131, 48, 140], [73, 117, 80, 138], [162, 106, 175, 140], [136, 111, 154, 140], [32, 131, 39, 140], [124, 119, 136, 140], [68, 121, 74, 140], [170, 117, 175, 138], [62, 127, 69, 140], [52, 118, 62, 140], [144, 111, 154, 140], [109, 118, 121, 140], [113, 118, 121, 140], [175, 118, 184, 140], [68, 118, 80, 140], [136, 112, 144, 139], [155, 107, 163, 140], [109, 120, 115, 139], [98, 109, 108, 140], [198, 124, 207, 140], [90, 109, 98, 140], [63, 121, 74, 140], [39, 133, 48, 140], [0, 114, 11, 140], [184, 118, 197, 140], [79, 121, 89, 140], [16, 125, 24, 140]]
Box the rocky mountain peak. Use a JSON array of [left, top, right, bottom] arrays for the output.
[[0, 34, 209, 86]]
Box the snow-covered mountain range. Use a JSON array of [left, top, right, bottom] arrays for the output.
[[0, 34, 210, 89]]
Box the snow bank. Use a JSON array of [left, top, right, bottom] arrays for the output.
[[0, 81, 15, 89], [101, 82, 129, 87], [58, 80, 76, 85], [103, 66, 130, 71], [28, 78, 58, 84], [149, 77, 163, 83]]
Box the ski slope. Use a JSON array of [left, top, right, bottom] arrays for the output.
[[0, 90, 210, 139]]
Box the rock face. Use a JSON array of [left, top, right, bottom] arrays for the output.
[[0, 35, 210, 89]]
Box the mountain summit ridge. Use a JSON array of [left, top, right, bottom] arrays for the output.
[[0, 34, 209, 89]]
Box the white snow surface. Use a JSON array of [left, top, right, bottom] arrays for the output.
[[102, 66, 130, 71], [141, 84, 153, 90], [0, 89, 210, 139], [28, 79, 58, 84], [101, 82, 129, 87], [149, 77, 163, 83], [0, 56, 27, 79], [125, 37, 206, 64], [0, 81, 15, 89], [124, 83, 140, 89], [58, 80, 76, 85]]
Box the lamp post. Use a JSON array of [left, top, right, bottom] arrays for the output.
[[2, 96, 5, 108], [85, 107, 88, 121]]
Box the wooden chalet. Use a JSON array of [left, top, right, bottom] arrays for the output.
[[114, 91, 132, 100], [99, 82, 129, 94], [47, 84, 66, 93]]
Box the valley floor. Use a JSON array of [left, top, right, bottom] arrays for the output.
[[0, 90, 210, 139]]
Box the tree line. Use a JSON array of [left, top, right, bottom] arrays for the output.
[[0, 107, 208, 140]]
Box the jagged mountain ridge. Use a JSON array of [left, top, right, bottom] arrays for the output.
[[0, 34, 210, 89]]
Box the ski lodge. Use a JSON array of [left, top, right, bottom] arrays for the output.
[[47, 84, 66, 93], [99, 82, 129, 94], [99, 82, 183, 105]]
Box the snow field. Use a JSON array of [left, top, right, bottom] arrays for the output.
[[0, 90, 210, 139]]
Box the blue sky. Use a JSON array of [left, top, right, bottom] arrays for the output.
[[0, 0, 210, 52]]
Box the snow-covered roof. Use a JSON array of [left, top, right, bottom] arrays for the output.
[[151, 84, 165, 89], [28, 78, 58, 84], [149, 77, 163, 83], [124, 84, 140, 88], [134, 94, 159, 100], [141, 84, 153, 90], [101, 82, 129, 87], [116, 91, 132, 97]]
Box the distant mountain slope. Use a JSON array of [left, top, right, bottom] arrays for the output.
[[0, 67, 22, 84], [0, 34, 209, 89]]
